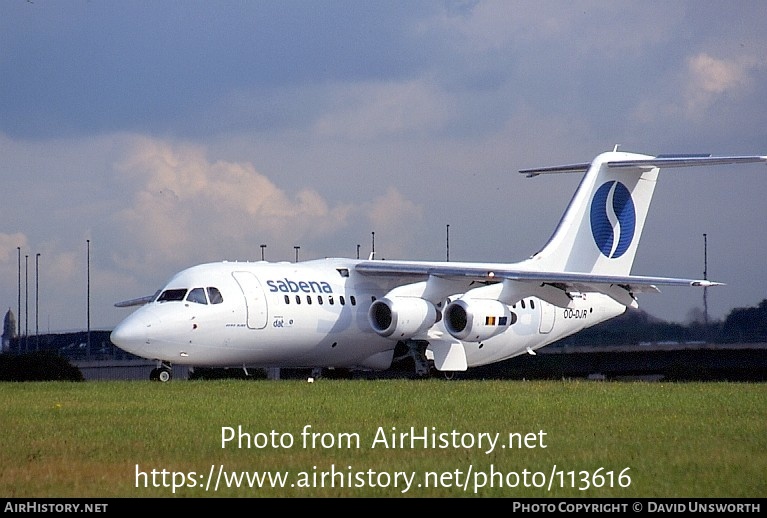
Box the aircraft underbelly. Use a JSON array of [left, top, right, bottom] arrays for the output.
[[177, 319, 391, 368]]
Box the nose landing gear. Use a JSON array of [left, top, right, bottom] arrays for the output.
[[150, 362, 173, 382]]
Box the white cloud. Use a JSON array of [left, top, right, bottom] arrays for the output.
[[112, 138, 354, 268], [631, 51, 767, 128], [684, 53, 752, 116]]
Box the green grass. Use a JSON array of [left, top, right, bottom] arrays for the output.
[[0, 380, 765, 497]]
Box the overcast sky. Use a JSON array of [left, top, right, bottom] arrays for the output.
[[2, 1, 766, 334]]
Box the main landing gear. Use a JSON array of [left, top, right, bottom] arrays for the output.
[[150, 362, 173, 382], [392, 340, 431, 378]]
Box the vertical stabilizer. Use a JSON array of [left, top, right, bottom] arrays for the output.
[[525, 151, 659, 276]]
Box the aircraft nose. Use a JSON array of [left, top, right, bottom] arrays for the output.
[[111, 311, 155, 355]]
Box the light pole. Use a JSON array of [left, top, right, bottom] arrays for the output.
[[371, 232, 375, 259], [87, 239, 91, 359], [446, 224, 450, 262], [260, 244, 266, 261], [35, 253, 40, 351], [24, 254, 28, 353], [356, 244, 360, 260], [294, 246, 300, 262], [17, 247, 21, 338]]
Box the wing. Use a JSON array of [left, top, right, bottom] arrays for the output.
[[114, 290, 160, 308], [355, 260, 721, 307]]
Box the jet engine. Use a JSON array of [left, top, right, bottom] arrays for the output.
[[444, 298, 515, 342], [368, 297, 438, 339]]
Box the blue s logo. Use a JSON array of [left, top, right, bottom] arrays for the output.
[[590, 181, 635, 258]]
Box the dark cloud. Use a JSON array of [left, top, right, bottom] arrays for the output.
[[0, 1, 436, 138]]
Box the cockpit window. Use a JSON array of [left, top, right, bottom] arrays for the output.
[[207, 287, 223, 304], [157, 288, 187, 302], [187, 287, 208, 305]]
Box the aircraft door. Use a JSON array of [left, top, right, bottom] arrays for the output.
[[538, 300, 556, 334], [232, 271, 268, 329]]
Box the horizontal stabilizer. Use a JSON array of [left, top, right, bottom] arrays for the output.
[[519, 163, 590, 177], [607, 155, 767, 169], [521, 154, 767, 176]]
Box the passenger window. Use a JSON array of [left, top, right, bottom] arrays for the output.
[[329, 296, 334, 305], [340, 296, 346, 305], [158, 289, 187, 302], [284, 295, 290, 304], [530, 300, 535, 309], [350, 296, 356, 306], [317, 296, 323, 305], [521, 300, 526, 309], [295, 295, 301, 304], [186, 288, 208, 304], [207, 287, 224, 304], [307, 296, 312, 305]]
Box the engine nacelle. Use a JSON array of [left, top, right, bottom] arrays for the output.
[[368, 297, 438, 339], [444, 298, 515, 342]]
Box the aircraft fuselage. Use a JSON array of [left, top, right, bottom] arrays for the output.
[[111, 258, 623, 371]]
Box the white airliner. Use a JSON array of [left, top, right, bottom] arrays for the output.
[[110, 149, 766, 381]]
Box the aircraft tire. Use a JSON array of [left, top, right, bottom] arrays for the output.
[[158, 369, 172, 382]]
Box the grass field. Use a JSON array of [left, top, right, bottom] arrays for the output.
[[0, 379, 765, 498]]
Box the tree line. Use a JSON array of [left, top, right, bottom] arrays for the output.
[[566, 299, 767, 346]]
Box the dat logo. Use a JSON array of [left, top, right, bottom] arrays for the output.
[[590, 181, 636, 259]]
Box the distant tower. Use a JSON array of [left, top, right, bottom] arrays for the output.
[[2, 308, 17, 353]]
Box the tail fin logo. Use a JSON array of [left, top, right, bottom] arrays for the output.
[[590, 181, 636, 258]]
